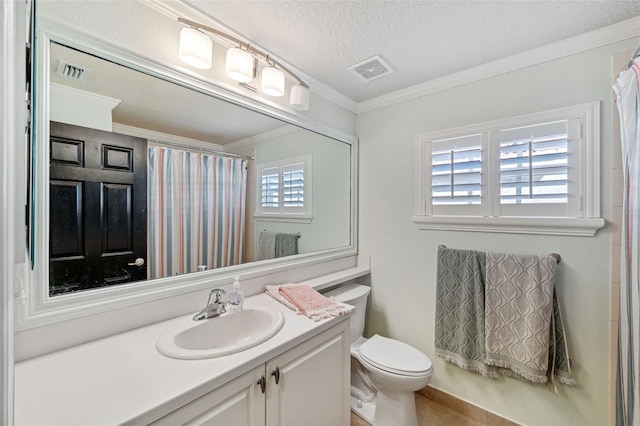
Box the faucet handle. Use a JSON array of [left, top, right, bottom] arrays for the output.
[[208, 288, 227, 304]]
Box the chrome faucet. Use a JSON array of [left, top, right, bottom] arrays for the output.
[[193, 288, 227, 321]]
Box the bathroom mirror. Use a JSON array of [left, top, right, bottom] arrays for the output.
[[24, 9, 356, 328]]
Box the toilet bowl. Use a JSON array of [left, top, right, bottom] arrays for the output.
[[324, 284, 433, 426]]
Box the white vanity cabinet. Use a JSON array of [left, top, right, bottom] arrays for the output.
[[152, 365, 266, 426], [152, 320, 350, 426]]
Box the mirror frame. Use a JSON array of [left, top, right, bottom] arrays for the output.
[[20, 12, 358, 329]]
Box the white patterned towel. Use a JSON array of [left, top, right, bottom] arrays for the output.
[[484, 252, 559, 383]]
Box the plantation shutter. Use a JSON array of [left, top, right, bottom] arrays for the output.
[[260, 166, 280, 212], [256, 156, 311, 218], [428, 134, 484, 215], [283, 162, 305, 210], [495, 119, 581, 217]]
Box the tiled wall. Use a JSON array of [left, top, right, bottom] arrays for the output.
[[609, 51, 629, 425]]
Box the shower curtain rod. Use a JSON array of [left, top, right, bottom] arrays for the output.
[[625, 46, 640, 70], [150, 140, 254, 161]]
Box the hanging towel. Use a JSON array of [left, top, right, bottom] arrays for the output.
[[484, 252, 575, 386], [265, 284, 350, 321], [258, 231, 276, 260], [434, 247, 576, 389], [275, 233, 299, 258], [434, 246, 497, 377], [550, 291, 577, 386]]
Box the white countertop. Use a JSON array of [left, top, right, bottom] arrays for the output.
[[14, 293, 352, 426]]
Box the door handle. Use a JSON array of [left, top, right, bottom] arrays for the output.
[[127, 258, 145, 267], [271, 367, 280, 385], [257, 376, 266, 393]]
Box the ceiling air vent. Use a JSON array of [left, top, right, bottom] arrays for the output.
[[56, 60, 91, 82], [348, 55, 394, 82]]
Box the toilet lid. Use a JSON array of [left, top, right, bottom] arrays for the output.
[[359, 334, 432, 377]]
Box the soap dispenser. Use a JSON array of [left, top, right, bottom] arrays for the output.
[[228, 276, 244, 311]]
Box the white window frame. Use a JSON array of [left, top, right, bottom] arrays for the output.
[[413, 102, 605, 236], [255, 155, 313, 223]]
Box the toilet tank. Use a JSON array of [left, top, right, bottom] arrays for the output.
[[324, 283, 371, 342]]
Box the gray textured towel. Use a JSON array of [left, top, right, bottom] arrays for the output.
[[435, 246, 496, 377], [484, 252, 557, 383], [275, 233, 299, 258], [550, 291, 576, 386], [258, 231, 276, 260], [435, 247, 575, 388]]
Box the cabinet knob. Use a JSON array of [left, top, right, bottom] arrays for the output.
[[257, 376, 266, 393], [271, 367, 280, 385]]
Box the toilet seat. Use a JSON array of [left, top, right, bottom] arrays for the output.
[[358, 334, 432, 377]]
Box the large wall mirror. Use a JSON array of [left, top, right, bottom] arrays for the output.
[[23, 8, 356, 328]]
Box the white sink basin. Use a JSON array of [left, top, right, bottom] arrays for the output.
[[156, 306, 285, 360]]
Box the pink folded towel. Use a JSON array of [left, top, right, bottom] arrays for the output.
[[265, 284, 351, 321]]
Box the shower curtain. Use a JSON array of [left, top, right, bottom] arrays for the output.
[[614, 53, 640, 426], [147, 146, 247, 279]]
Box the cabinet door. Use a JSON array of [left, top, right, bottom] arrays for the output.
[[266, 320, 350, 426], [152, 366, 266, 426]]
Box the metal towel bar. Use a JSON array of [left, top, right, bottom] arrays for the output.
[[438, 244, 561, 264], [263, 229, 301, 239]]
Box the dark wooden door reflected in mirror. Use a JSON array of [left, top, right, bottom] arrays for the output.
[[49, 121, 147, 295]]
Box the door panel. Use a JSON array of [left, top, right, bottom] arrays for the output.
[[151, 366, 266, 426], [49, 180, 83, 257], [266, 323, 350, 426], [102, 183, 133, 253], [49, 121, 147, 295]]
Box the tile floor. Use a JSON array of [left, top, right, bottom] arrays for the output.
[[350, 393, 483, 426], [350, 392, 516, 426]]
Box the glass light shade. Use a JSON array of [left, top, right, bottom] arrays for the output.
[[261, 66, 285, 97], [178, 27, 212, 70], [289, 84, 310, 111], [226, 48, 254, 83]]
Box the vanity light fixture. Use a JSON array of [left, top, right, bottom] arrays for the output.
[[289, 84, 310, 111], [225, 46, 255, 83], [178, 27, 213, 70], [261, 64, 285, 97], [177, 17, 310, 110]]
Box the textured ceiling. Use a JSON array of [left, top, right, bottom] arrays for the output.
[[185, 1, 640, 103]]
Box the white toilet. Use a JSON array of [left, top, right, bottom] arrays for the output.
[[325, 283, 432, 426]]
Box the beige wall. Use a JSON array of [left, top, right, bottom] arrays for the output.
[[356, 38, 640, 426]]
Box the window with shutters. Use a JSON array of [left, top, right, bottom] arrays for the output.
[[413, 102, 604, 236], [256, 155, 312, 222]]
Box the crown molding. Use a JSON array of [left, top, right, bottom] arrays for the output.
[[50, 83, 121, 109], [357, 15, 640, 114]]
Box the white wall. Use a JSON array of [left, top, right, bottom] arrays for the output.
[[1, 0, 26, 422], [356, 38, 640, 426], [252, 128, 352, 257]]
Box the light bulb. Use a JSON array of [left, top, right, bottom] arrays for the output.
[[226, 47, 254, 83], [178, 27, 212, 70], [261, 66, 285, 97], [289, 84, 310, 110]]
